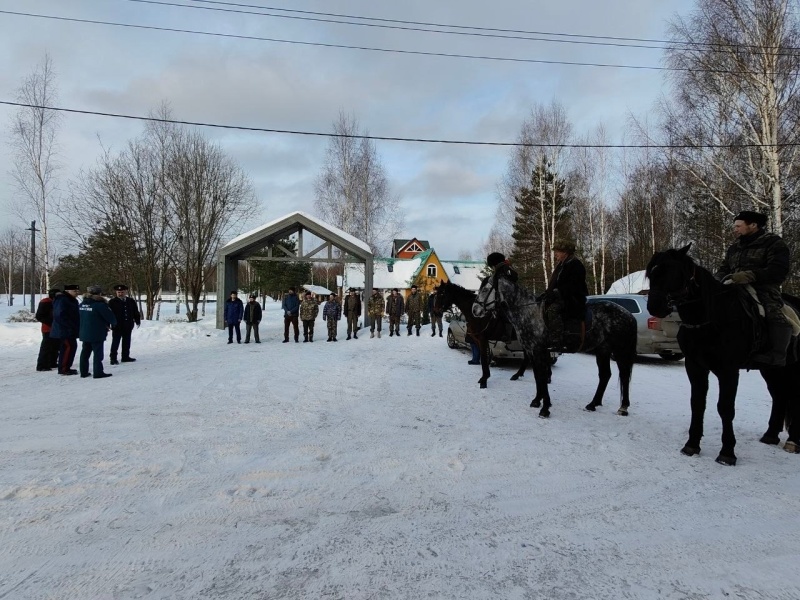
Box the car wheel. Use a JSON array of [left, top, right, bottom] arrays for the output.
[[658, 352, 684, 361], [447, 329, 457, 349]]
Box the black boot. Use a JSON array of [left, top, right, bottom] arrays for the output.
[[752, 321, 793, 367]]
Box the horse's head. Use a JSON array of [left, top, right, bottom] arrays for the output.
[[645, 244, 695, 318], [473, 273, 500, 318]]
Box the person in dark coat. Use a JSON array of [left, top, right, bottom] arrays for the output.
[[35, 288, 61, 371], [108, 284, 141, 364], [243, 293, 263, 343], [322, 292, 342, 342], [51, 284, 81, 375], [428, 288, 444, 337], [343, 288, 362, 340], [714, 210, 792, 366], [223, 290, 244, 344], [544, 240, 588, 351], [79, 285, 117, 379], [281, 287, 300, 343]]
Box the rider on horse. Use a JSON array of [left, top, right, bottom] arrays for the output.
[[714, 210, 792, 367], [543, 239, 588, 352]]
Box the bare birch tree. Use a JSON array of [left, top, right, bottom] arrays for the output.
[[9, 54, 60, 290], [165, 129, 256, 322], [315, 112, 403, 256], [663, 0, 800, 234]]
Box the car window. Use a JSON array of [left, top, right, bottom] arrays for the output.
[[589, 297, 642, 314]]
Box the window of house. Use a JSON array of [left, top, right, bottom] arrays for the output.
[[427, 264, 437, 278], [453, 266, 461, 274], [387, 264, 393, 273]]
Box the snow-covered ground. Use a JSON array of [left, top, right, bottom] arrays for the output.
[[1, 298, 799, 600]]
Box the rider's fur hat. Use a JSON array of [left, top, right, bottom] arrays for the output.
[[734, 210, 767, 228], [486, 252, 506, 268], [552, 239, 576, 253]]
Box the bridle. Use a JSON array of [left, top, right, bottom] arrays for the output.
[[473, 274, 502, 317]]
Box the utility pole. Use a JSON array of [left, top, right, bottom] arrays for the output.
[[26, 221, 39, 312]]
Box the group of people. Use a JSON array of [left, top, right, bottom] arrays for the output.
[[223, 284, 444, 345], [481, 209, 792, 368], [35, 284, 140, 378]]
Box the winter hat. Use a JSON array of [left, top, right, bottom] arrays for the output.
[[48, 288, 60, 298], [249, 293, 257, 299], [305, 291, 312, 296], [64, 284, 80, 291], [486, 252, 506, 268], [552, 239, 576, 253], [87, 285, 103, 295], [734, 211, 767, 228], [113, 284, 128, 291], [229, 290, 238, 295]]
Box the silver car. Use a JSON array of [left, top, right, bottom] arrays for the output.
[[587, 293, 683, 360], [445, 309, 560, 363]]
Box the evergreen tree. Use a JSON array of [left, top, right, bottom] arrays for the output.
[[510, 158, 573, 291], [247, 238, 312, 299]]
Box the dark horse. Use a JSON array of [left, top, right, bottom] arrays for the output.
[[645, 245, 800, 466], [473, 267, 637, 418], [434, 280, 528, 388]]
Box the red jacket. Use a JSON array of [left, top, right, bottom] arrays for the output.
[[35, 297, 54, 334]]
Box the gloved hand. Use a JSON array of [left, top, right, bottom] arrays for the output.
[[723, 271, 755, 285]]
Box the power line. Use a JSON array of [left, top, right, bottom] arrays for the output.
[[0, 8, 674, 71], [185, 0, 800, 55], [0, 100, 793, 149], [124, 0, 678, 52]]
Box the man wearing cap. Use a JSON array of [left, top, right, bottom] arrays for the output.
[[367, 288, 386, 338], [406, 285, 423, 336], [427, 287, 443, 338], [543, 240, 588, 352], [51, 284, 81, 375], [224, 290, 244, 344], [299, 290, 319, 342], [322, 292, 342, 342], [79, 285, 117, 379], [108, 284, 141, 364], [243, 293, 263, 343], [343, 288, 362, 340], [386, 288, 404, 337], [34, 287, 61, 371], [715, 210, 792, 366]]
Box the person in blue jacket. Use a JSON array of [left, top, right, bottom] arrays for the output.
[[51, 284, 81, 376], [281, 287, 300, 343], [223, 290, 244, 344], [78, 285, 117, 379]]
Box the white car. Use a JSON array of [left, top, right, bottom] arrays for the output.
[[587, 293, 683, 360]]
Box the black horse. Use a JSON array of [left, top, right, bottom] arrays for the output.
[[473, 267, 637, 417], [645, 245, 800, 465], [434, 280, 528, 388]]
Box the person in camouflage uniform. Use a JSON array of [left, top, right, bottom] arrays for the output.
[[405, 285, 423, 336], [386, 288, 404, 337], [367, 288, 386, 338], [714, 210, 792, 366], [322, 292, 342, 342], [299, 290, 320, 342]]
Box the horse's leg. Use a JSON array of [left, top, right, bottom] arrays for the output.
[[478, 338, 491, 389], [682, 358, 709, 457], [510, 353, 527, 381], [714, 368, 740, 466], [760, 368, 786, 445], [615, 356, 634, 417], [585, 353, 611, 412], [529, 351, 552, 418]]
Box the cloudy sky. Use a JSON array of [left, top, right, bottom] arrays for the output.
[[0, 0, 694, 260]]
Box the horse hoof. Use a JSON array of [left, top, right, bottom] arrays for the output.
[[616, 408, 629, 417], [681, 445, 701, 457], [539, 409, 550, 419], [530, 399, 541, 408], [759, 433, 780, 445], [584, 404, 596, 412], [510, 374, 520, 381], [479, 382, 487, 389], [784, 440, 800, 454], [715, 453, 737, 466]]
